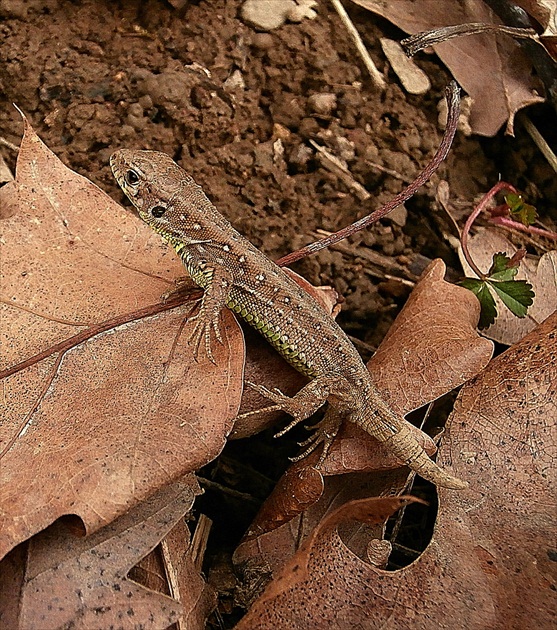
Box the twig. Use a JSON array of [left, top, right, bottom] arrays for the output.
[[276, 82, 461, 267], [310, 140, 371, 201], [402, 22, 537, 56], [521, 115, 557, 174], [0, 137, 19, 151], [0, 292, 197, 380], [330, 0, 386, 90]]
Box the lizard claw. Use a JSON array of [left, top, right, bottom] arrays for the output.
[[290, 413, 343, 466], [188, 313, 223, 364]]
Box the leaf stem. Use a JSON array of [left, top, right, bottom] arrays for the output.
[[460, 181, 518, 278]]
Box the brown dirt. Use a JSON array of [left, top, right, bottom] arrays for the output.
[[1, 0, 554, 624], [1, 0, 553, 345]]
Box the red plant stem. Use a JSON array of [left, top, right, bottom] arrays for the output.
[[0, 292, 198, 381], [461, 181, 518, 278], [489, 215, 557, 241], [276, 81, 461, 267]]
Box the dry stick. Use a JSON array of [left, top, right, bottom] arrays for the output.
[[522, 115, 557, 174], [0, 292, 198, 381], [277, 82, 461, 267], [401, 22, 537, 56], [330, 0, 386, 91]]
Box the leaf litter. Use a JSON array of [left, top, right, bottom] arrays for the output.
[[0, 118, 554, 628]]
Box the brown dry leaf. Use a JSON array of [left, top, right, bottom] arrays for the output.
[[458, 229, 557, 344], [352, 0, 544, 135], [235, 497, 421, 629], [233, 468, 411, 576], [516, 0, 557, 36], [0, 118, 244, 561], [0, 477, 207, 630], [237, 314, 556, 628]]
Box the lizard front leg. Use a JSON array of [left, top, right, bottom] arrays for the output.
[[188, 264, 234, 362]]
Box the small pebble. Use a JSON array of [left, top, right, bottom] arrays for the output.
[[307, 93, 337, 116], [251, 33, 274, 50], [241, 0, 295, 31]]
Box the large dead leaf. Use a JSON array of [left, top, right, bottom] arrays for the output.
[[459, 229, 557, 344], [0, 118, 244, 561], [352, 0, 544, 135], [0, 477, 208, 630], [238, 314, 557, 628], [235, 497, 421, 629]]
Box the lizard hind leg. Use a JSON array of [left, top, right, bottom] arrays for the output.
[[291, 407, 345, 466], [248, 375, 351, 466]]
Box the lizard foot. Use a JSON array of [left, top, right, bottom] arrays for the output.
[[188, 312, 224, 364], [247, 382, 317, 433], [290, 411, 343, 466]]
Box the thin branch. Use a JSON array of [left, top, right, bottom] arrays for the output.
[[0, 292, 198, 381], [522, 115, 557, 174], [330, 0, 386, 90], [276, 81, 461, 267]]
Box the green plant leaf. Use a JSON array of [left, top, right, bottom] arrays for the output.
[[489, 280, 535, 318], [488, 252, 518, 281], [459, 278, 498, 329], [505, 192, 537, 226]]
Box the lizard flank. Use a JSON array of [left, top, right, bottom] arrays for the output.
[[111, 149, 467, 490]]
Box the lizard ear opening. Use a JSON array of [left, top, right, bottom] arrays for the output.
[[151, 205, 167, 218], [125, 169, 140, 186]]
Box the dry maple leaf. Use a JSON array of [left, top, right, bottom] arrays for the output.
[[0, 118, 244, 561]]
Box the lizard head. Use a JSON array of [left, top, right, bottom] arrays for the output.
[[110, 149, 193, 238]]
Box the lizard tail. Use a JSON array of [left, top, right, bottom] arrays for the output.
[[381, 421, 468, 489]]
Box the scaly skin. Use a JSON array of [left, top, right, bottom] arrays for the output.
[[111, 149, 467, 489]]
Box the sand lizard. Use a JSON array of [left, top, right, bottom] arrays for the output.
[[111, 149, 467, 489]]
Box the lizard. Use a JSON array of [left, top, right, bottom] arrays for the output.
[[110, 149, 467, 490]]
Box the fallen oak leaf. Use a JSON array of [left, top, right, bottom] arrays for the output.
[[235, 496, 422, 629], [0, 118, 245, 561], [0, 477, 201, 630]]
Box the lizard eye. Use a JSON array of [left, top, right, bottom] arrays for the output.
[[125, 169, 140, 186], [151, 205, 167, 218]]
